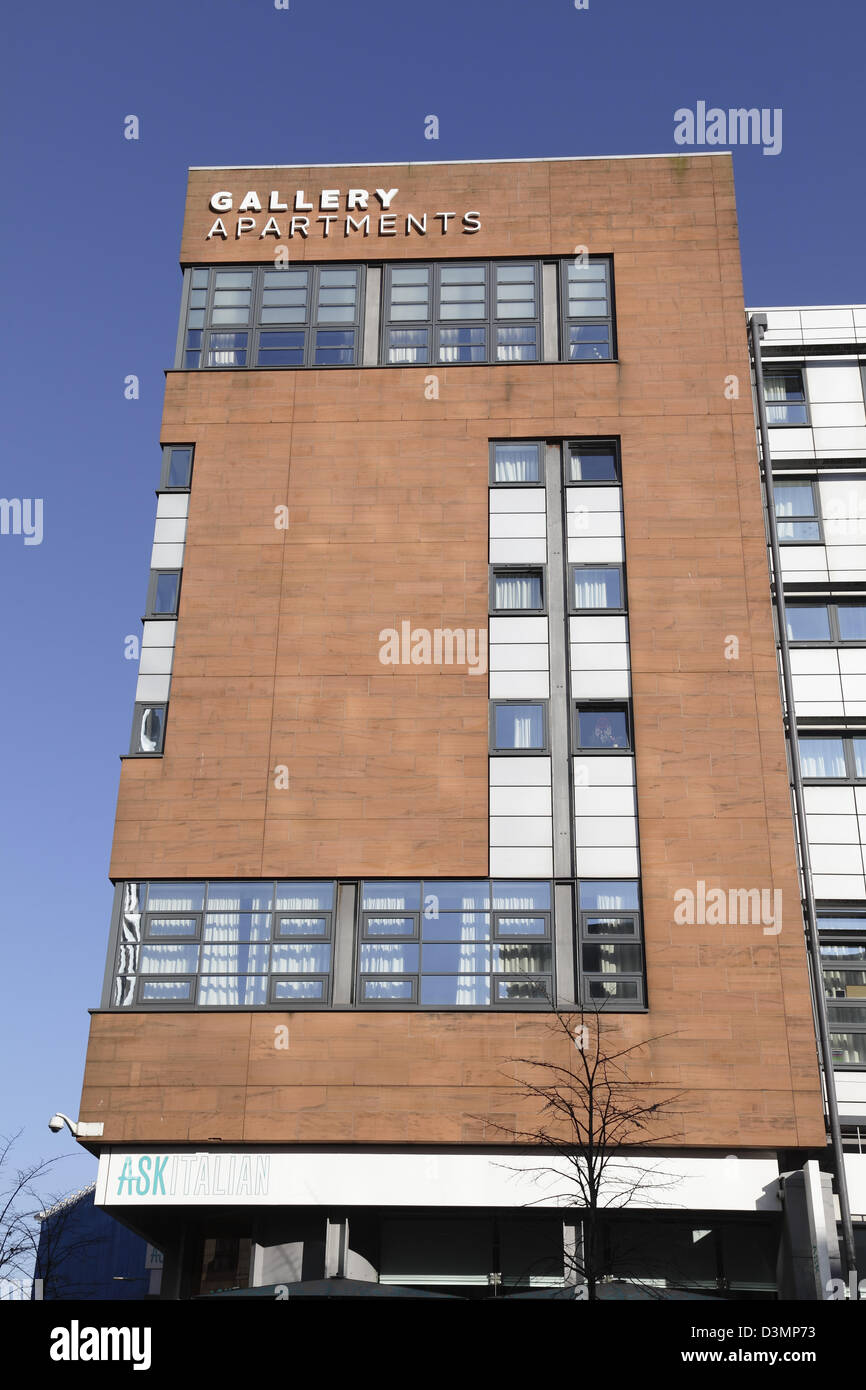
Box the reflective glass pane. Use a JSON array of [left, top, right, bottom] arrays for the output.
[[141, 979, 191, 1002], [263, 271, 309, 288], [497, 916, 547, 936], [206, 333, 247, 365], [438, 326, 486, 361], [494, 572, 543, 609], [197, 976, 268, 1006], [567, 263, 607, 283], [577, 708, 629, 749], [493, 881, 551, 910], [191, 269, 209, 288], [854, 739, 866, 778], [272, 979, 324, 1001], [365, 916, 416, 936], [774, 484, 815, 517], [270, 943, 331, 973], [492, 944, 552, 972], [440, 266, 486, 283], [136, 705, 165, 754], [360, 943, 420, 973], [586, 978, 639, 1001], [147, 917, 198, 938], [147, 883, 205, 911], [427, 883, 491, 909], [493, 443, 540, 483], [572, 567, 621, 608], [777, 520, 820, 541], [799, 738, 846, 778], [276, 881, 335, 910], [785, 606, 831, 641], [362, 881, 422, 910], [276, 916, 328, 937], [391, 267, 430, 284], [568, 446, 617, 482], [829, 1033, 866, 1065], [584, 915, 637, 936], [837, 606, 866, 641], [493, 704, 545, 750], [204, 914, 271, 942], [319, 270, 358, 287], [422, 944, 490, 972], [421, 913, 490, 941], [214, 272, 254, 288], [207, 882, 273, 912], [568, 325, 611, 360], [583, 943, 643, 973], [496, 327, 537, 359], [579, 881, 639, 911], [140, 944, 199, 974], [211, 307, 250, 325], [166, 448, 193, 488], [387, 329, 428, 362], [496, 979, 550, 1001], [200, 944, 269, 973], [153, 572, 179, 614], [420, 976, 490, 1006], [363, 980, 413, 1000]]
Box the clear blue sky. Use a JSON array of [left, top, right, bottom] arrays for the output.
[[1, 0, 863, 1198]]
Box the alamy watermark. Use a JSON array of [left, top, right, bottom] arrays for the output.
[[379, 621, 487, 676], [674, 103, 782, 156], [1, 497, 43, 545], [674, 881, 782, 935]]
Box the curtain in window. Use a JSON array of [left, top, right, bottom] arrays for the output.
[[494, 444, 539, 483], [505, 708, 543, 748], [764, 376, 788, 402], [494, 574, 541, 609], [799, 739, 846, 778], [573, 569, 619, 609]]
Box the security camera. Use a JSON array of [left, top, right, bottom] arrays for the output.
[[48, 1114, 66, 1132], [49, 1113, 75, 1135]]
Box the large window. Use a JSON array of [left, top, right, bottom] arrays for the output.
[[490, 568, 545, 614], [570, 565, 624, 612], [578, 881, 645, 1007], [381, 261, 541, 365], [358, 880, 553, 1007], [181, 265, 365, 369], [818, 913, 866, 1068], [561, 260, 614, 361], [764, 369, 808, 426], [490, 701, 548, 752], [773, 482, 821, 542], [799, 736, 866, 780], [786, 602, 866, 644]]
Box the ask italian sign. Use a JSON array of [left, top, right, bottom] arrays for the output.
[[100, 1152, 271, 1204]]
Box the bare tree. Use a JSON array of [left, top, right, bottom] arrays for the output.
[[0, 1131, 103, 1300], [0, 1131, 61, 1296], [485, 1007, 689, 1300]]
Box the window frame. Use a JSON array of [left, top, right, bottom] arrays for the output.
[[577, 908, 645, 1010], [573, 702, 632, 754], [564, 437, 621, 486], [159, 444, 195, 492], [798, 734, 866, 783], [568, 563, 627, 615], [763, 365, 811, 427], [143, 911, 203, 942], [558, 256, 616, 364], [488, 439, 546, 488], [773, 479, 823, 545], [380, 258, 544, 368], [786, 601, 866, 646], [145, 569, 182, 619], [489, 699, 550, 755], [489, 565, 547, 616], [129, 702, 167, 756], [818, 913, 866, 1069]]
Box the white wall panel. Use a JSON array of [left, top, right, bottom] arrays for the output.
[[490, 816, 553, 847], [489, 785, 552, 816], [565, 487, 620, 513], [576, 847, 640, 877], [489, 617, 548, 644], [789, 649, 839, 676], [142, 620, 176, 649], [767, 427, 815, 459], [805, 814, 860, 844], [575, 816, 638, 847], [135, 673, 171, 702], [779, 545, 828, 577], [570, 642, 629, 671], [489, 538, 547, 564], [571, 670, 630, 699], [573, 784, 636, 817], [814, 427, 866, 454], [805, 364, 865, 405], [489, 671, 550, 699], [489, 756, 551, 786], [489, 488, 546, 513], [138, 647, 174, 677], [840, 651, 866, 676], [489, 511, 547, 539], [570, 616, 628, 644], [151, 543, 186, 569], [574, 756, 635, 787], [809, 844, 865, 875], [490, 847, 553, 876], [489, 644, 550, 671], [156, 494, 190, 519], [153, 518, 188, 545], [566, 537, 624, 564], [812, 874, 866, 900]]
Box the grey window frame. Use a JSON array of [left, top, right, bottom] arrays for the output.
[[380, 259, 543, 367], [180, 264, 366, 371], [564, 437, 621, 485], [798, 734, 866, 782], [143, 911, 203, 942], [129, 702, 167, 756], [488, 439, 546, 487], [577, 908, 645, 1010], [489, 699, 550, 754], [159, 444, 194, 492], [773, 479, 823, 544], [489, 565, 547, 615], [819, 916, 866, 1069], [573, 702, 632, 753], [763, 366, 811, 427], [568, 563, 627, 614], [786, 601, 866, 646], [268, 975, 330, 1006], [135, 974, 196, 1006], [558, 256, 616, 364], [145, 569, 182, 618]]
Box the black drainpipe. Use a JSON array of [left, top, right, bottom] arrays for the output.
[[748, 312, 857, 1279]]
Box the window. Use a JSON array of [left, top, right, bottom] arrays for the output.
[[146, 570, 181, 617], [130, 703, 167, 755], [357, 880, 553, 1007], [490, 440, 543, 485], [799, 736, 866, 780], [160, 445, 194, 491], [818, 914, 866, 1067], [578, 881, 644, 1007], [491, 701, 548, 752], [490, 568, 545, 614], [382, 260, 541, 365], [114, 880, 336, 1008], [180, 265, 364, 370], [566, 439, 619, 483], [570, 565, 624, 611], [574, 704, 631, 751], [773, 482, 821, 542], [561, 259, 614, 361], [764, 369, 808, 425], [786, 603, 866, 643]]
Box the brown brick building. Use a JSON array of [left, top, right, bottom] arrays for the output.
[[77, 154, 834, 1298]]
